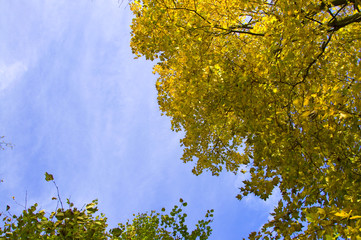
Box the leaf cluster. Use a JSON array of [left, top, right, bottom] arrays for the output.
[[0, 199, 109, 239], [0, 174, 213, 239], [130, 0, 361, 238], [111, 198, 213, 239]]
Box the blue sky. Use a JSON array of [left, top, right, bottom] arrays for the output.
[[0, 1, 280, 239]]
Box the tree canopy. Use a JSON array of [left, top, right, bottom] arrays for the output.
[[0, 173, 213, 239], [130, 0, 361, 238]]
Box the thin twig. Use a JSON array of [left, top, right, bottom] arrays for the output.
[[25, 190, 27, 210], [52, 180, 64, 210], [302, 32, 334, 82]]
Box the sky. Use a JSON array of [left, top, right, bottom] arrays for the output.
[[0, 1, 280, 239]]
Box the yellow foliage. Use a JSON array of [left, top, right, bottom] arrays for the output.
[[130, 0, 361, 238]]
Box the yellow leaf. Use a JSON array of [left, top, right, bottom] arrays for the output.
[[334, 210, 350, 218]]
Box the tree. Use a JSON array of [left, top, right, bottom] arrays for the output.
[[113, 198, 213, 240], [0, 173, 213, 239], [130, 0, 361, 238]]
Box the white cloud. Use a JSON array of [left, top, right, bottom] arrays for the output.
[[0, 1, 276, 238], [0, 62, 27, 91]]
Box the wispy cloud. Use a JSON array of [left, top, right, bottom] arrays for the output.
[[0, 62, 27, 91], [0, 1, 276, 239]]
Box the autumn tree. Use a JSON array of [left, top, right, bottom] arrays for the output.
[[130, 0, 361, 238], [0, 173, 213, 239]]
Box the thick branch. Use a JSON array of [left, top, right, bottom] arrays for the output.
[[328, 12, 361, 30], [330, 0, 355, 7], [311, 0, 355, 16], [320, 0, 356, 9]]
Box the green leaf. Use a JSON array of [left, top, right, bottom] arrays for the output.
[[111, 227, 122, 237], [45, 172, 54, 182], [306, 212, 316, 223], [56, 212, 65, 220]]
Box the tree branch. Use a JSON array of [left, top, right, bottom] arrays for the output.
[[328, 12, 361, 30]]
